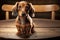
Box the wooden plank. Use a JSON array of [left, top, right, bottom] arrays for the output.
[[33, 5, 59, 12], [0, 18, 60, 28], [2, 4, 59, 12], [2, 4, 14, 11], [0, 28, 60, 39]]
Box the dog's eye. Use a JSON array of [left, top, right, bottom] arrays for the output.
[[25, 6, 29, 11], [26, 6, 29, 9], [19, 6, 21, 8]]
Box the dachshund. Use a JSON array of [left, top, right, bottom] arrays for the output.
[[12, 1, 35, 35]]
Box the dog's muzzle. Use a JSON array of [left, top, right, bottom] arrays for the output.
[[22, 13, 26, 17], [22, 12, 28, 17]]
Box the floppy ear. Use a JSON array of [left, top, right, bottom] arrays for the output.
[[28, 3, 35, 17], [12, 2, 19, 17]]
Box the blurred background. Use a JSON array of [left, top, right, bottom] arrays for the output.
[[0, 0, 60, 20]]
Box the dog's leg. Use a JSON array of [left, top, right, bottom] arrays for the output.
[[27, 14, 34, 34], [27, 14, 33, 27], [15, 16, 21, 34]]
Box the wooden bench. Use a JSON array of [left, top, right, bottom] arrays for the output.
[[2, 4, 59, 20]]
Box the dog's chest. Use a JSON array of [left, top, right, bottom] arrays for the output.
[[18, 16, 30, 24]]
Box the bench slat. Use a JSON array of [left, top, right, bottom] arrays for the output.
[[2, 4, 59, 12]]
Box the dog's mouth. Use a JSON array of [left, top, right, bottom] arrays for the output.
[[21, 12, 28, 17], [22, 13, 26, 17]]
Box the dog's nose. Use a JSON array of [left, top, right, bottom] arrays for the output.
[[22, 13, 26, 17]]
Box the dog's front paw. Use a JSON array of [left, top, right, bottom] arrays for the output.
[[31, 25, 35, 34]]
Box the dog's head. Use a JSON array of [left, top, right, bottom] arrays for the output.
[[12, 1, 35, 17]]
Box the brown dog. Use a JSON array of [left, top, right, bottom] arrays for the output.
[[12, 1, 35, 35]]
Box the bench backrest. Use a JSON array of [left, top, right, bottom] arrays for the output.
[[2, 4, 59, 12], [2, 4, 59, 20]]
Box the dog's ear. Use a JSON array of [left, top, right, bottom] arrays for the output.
[[12, 2, 19, 17], [28, 3, 35, 17]]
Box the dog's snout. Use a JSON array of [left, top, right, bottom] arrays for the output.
[[22, 13, 26, 16]]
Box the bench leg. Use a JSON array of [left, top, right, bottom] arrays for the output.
[[6, 11, 9, 20], [51, 11, 55, 21]]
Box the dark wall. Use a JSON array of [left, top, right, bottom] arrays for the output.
[[0, 0, 60, 20]]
